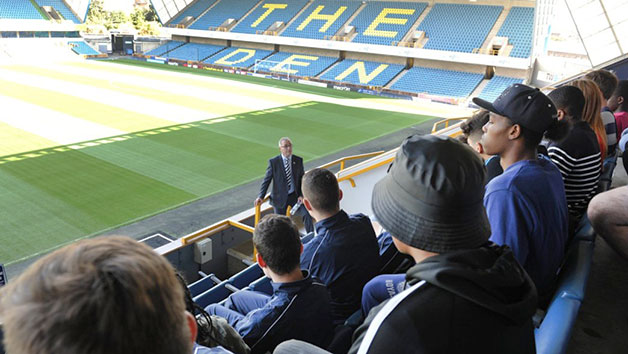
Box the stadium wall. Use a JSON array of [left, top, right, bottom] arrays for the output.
[[277, 44, 339, 58], [344, 52, 407, 66]]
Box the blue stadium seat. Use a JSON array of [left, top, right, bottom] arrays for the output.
[[0, 0, 44, 20], [233, 0, 309, 34], [165, 42, 225, 61], [34, 0, 80, 23], [417, 4, 503, 53], [553, 240, 594, 302], [189, 0, 258, 30], [204, 46, 274, 68], [68, 41, 100, 55], [281, 0, 361, 40], [261, 51, 337, 77], [496, 7, 534, 58], [145, 41, 187, 56], [188, 273, 218, 297], [391, 66, 483, 97], [249, 276, 273, 295], [320, 59, 404, 86], [194, 280, 232, 308], [171, 0, 217, 25], [351, 2, 427, 46], [476, 76, 523, 102], [228, 264, 264, 289]]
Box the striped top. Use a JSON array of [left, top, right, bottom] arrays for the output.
[[547, 121, 601, 219]]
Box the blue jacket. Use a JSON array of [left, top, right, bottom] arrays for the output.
[[301, 210, 381, 324], [484, 156, 568, 299], [193, 343, 233, 354], [234, 272, 333, 353]]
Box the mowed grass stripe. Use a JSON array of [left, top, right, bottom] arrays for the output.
[[0, 79, 174, 132], [1, 102, 435, 265], [0, 149, 197, 264], [69, 61, 311, 105], [0, 121, 57, 157], [7, 65, 259, 116]]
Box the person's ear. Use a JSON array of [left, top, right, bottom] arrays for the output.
[[556, 109, 566, 121], [303, 198, 313, 211], [475, 142, 484, 154], [300, 243, 304, 255], [619, 96, 625, 106], [256, 252, 267, 268], [186, 311, 198, 344], [338, 188, 343, 202], [509, 124, 522, 140]]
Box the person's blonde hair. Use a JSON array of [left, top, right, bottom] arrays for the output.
[[571, 79, 607, 160], [0, 236, 191, 354]]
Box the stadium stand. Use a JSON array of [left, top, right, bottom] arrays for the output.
[[351, 1, 427, 46], [232, 0, 309, 34], [280, 0, 361, 40], [320, 59, 404, 86], [0, 0, 44, 20], [68, 40, 99, 55], [476, 76, 524, 102], [145, 40, 187, 56], [262, 51, 338, 77], [170, 0, 217, 25], [164, 42, 225, 61], [391, 66, 484, 97], [204, 46, 274, 68], [34, 0, 80, 23], [188, 0, 259, 31], [417, 3, 503, 53], [496, 7, 535, 58]]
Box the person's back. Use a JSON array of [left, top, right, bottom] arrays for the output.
[[299, 168, 380, 324], [350, 245, 536, 354], [547, 86, 601, 224], [485, 157, 568, 296]]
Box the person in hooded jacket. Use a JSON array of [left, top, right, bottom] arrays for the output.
[[274, 135, 538, 354]]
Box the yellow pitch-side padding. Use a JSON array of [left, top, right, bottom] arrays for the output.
[[251, 3, 288, 28], [271, 54, 319, 74], [214, 49, 256, 65], [297, 5, 347, 32], [335, 62, 389, 84], [363, 8, 415, 38]]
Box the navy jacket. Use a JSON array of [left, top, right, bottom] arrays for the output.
[[258, 154, 305, 209], [235, 272, 333, 354], [301, 210, 381, 324]]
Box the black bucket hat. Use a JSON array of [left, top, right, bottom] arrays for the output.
[[371, 135, 490, 253], [472, 84, 557, 134]]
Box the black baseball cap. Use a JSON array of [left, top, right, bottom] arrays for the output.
[[473, 84, 557, 134]]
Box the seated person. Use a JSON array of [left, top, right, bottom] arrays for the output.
[[546, 86, 601, 232], [0, 236, 204, 354], [206, 215, 333, 353], [300, 168, 381, 324], [176, 273, 250, 354], [474, 84, 569, 304], [588, 186, 628, 260], [276, 135, 538, 354], [460, 109, 503, 182], [609, 80, 628, 139]]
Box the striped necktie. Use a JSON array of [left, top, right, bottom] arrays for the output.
[[284, 158, 293, 191]]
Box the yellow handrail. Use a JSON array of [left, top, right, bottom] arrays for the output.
[[431, 117, 468, 133], [182, 219, 254, 245], [318, 151, 385, 171]]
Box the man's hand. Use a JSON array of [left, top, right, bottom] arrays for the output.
[[254, 198, 263, 207]]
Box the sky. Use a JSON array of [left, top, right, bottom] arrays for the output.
[[103, 0, 136, 13]]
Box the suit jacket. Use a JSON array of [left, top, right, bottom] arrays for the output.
[[258, 154, 304, 209]]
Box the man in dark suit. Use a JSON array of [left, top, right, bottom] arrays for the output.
[[255, 137, 313, 233]]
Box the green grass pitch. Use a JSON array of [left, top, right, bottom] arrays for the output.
[[0, 59, 436, 265]]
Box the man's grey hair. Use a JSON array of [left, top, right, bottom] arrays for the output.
[[278, 137, 292, 147]]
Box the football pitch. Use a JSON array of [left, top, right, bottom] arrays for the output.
[[0, 58, 459, 265]]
